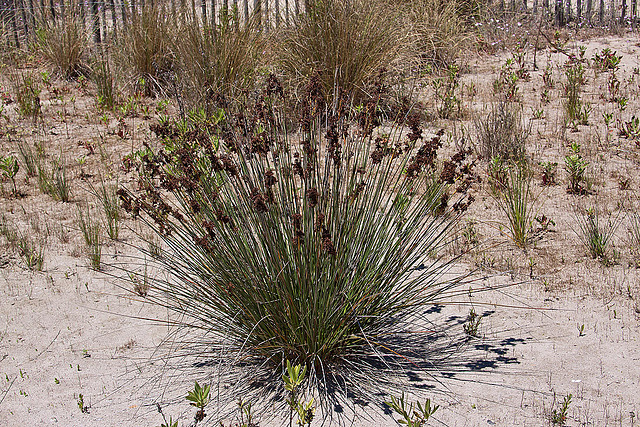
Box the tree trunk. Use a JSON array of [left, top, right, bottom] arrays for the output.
[[120, 0, 128, 28], [18, 0, 30, 41], [27, 0, 35, 40], [599, 0, 604, 23], [101, 0, 107, 40], [556, 0, 565, 25], [108, 0, 117, 38], [90, 0, 100, 43], [49, 0, 56, 21], [10, 0, 21, 48], [577, 0, 582, 19], [254, 0, 261, 29]]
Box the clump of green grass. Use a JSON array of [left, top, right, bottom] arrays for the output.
[[15, 75, 41, 120], [562, 60, 590, 128], [574, 206, 621, 262], [17, 141, 37, 178], [77, 206, 102, 270], [491, 161, 540, 249], [0, 216, 45, 270], [119, 75, 475, 415], [37, 154, 71, 202], [0, 155, 19, 196], [16, 235, 45, 271], [91, 177, 120, 240], [92, 59, 117, 110]]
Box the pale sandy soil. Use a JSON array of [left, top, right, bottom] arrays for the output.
[[1, 34, 640, 426]]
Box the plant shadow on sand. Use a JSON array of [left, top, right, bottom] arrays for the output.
[[115, 301, 529, 424]]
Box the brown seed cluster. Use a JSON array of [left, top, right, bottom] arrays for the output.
[[406, 129, 444, 178]]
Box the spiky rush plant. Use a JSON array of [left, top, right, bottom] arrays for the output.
[[119, 75, 476, 417], [491, 161, 541, 249]]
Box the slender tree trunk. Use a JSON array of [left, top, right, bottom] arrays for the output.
[[120, 0, 128, 28], [49, 0, 56, 21], [243, 0, 248, 22], [577, 0, 582, 19], [275, 0, 279, 27], [39, 0, 45, 23], [27, 0, 35, 40], [621, 0, 627, 21], [534, 0, 538, 14], [610, 0, 615, 24], [10, 0, 21, 48], [599, 0, 604, 23], [586, 0, 592, 22], [566, 0, 571, 22], [101, 0, 107, 40], [201, 0, 207, 25], [108, 0, 117, 38], [90, 0, 100, 43], [632, 0, 637, 29], [254, 0, 260, 29], [79, 0, 86, 30], [264, 0, 268, 31], [556, 0, 565, 25], [18, 0, 30, 41]]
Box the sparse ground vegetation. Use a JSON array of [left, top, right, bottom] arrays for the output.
[[0, 1, 640, 426]]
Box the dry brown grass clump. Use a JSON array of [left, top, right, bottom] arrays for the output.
[[278, 0, 404, 100], [37, 15, 88, 79], [174, 10, 265, 110], [118, 6, 175, 96], [397, 0, 471, 70]]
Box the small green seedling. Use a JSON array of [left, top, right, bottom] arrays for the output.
[[0, 155, 19, 195], [385, 392, 439, 426], [551, 393, 572, 425], [283, 360, 315, 427], [186, 381, 210, 422], [160, 416, 178, 427], [463, 308, 481, 338], [577, 324, 585, 337], [78, 393, 89, 413], [156, 403, 178, 427]]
